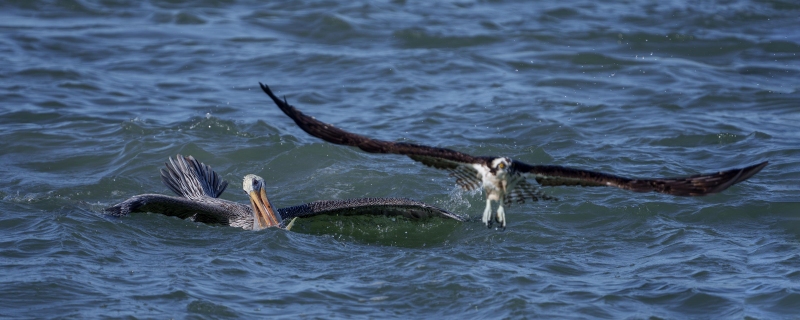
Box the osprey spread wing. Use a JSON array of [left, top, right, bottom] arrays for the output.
[[259, 82, 767, 229]]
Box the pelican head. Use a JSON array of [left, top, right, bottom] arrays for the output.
[[243, 174, 282, 230]]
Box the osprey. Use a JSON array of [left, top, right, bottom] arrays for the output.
[[259, 83, 768, 229]]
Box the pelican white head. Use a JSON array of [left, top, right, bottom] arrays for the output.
[[243, 174, 282, 230]]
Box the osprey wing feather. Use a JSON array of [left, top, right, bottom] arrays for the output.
[[260, 83, 485, 167], [260, 82, 767, 229]]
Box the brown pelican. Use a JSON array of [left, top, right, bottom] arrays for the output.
[[105, 155, 464, 230], [259, 83, 768, 229]]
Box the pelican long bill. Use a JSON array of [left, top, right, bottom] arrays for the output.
[[247, 180, 282, 230]]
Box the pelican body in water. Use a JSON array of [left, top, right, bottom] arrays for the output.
[[105, 155, 464, 230]]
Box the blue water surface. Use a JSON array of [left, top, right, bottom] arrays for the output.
[[1, 0, 798, 318]]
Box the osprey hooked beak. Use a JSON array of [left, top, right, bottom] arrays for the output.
[[492, 157, 511, 176], [243, 174, 282, 230]]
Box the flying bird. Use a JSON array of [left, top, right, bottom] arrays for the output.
[[105, 154, 464, 230], [259, 82, 768, 229]]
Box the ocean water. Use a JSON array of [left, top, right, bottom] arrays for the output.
[[1, 0, 799, 318]]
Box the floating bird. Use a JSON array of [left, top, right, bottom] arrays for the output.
[[259, 82, 768, 229], [105, 155, 464, 230]]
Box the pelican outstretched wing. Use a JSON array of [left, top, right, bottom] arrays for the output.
[[277, 197, 466, 221], [103, 194, 235, 225]]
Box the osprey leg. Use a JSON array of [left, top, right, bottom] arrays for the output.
[[481, 199, 494, 228], [496, 204, 506, 230]]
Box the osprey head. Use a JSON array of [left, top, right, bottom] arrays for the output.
[[490, 157, 512, 177]]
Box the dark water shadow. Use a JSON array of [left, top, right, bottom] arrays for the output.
[[286, 214, 464, 248]]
